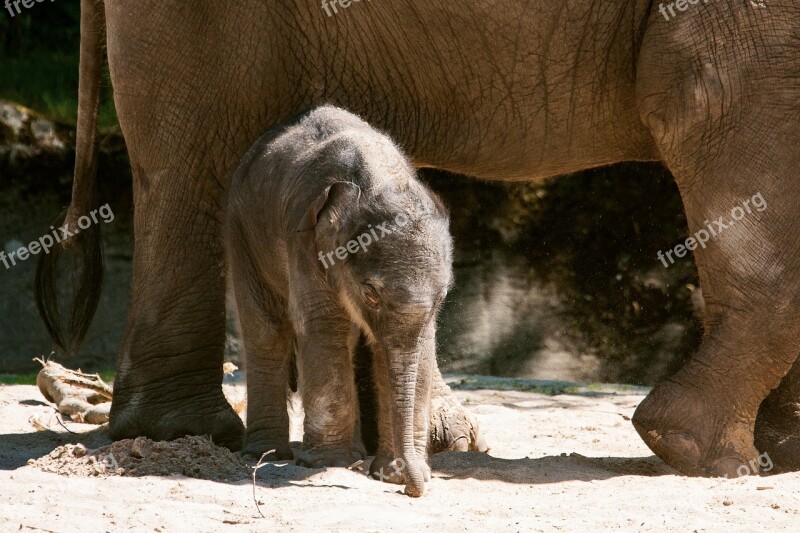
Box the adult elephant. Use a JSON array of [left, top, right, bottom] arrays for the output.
[[38, 0, 800, 477]]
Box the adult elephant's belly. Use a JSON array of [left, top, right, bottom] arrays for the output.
[[274, 1, 661, 180], [105, 1, 659, 187]]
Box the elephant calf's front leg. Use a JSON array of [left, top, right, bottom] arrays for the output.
[[295, 323, 363, 468], [368, 342, 406, 484]]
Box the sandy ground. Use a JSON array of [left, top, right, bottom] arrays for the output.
[[1, 378, 799, 532]]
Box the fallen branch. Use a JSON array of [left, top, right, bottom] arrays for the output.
[[34, 358, 112, 424]]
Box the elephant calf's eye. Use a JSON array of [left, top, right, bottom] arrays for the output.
[[361, 282, 381, 308]]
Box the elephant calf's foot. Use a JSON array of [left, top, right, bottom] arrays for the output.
[[754, 402, 800, 474], [369, 454, 431, 485], [295, 447, 364, 468], [632, 381, 759, 477], [428, 388, 488, 454], [109, 387, 244, 451], [240, 437, 293, 462]]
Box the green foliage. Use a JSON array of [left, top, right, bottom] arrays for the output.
[[1, 0, 80, 54], [0, 373, 38, 385], [0, 0, 116, 127]]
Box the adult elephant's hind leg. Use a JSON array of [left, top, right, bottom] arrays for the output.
[[108, 133, 244, 450], [633, 4, 800, 476]]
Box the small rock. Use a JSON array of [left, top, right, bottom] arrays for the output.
[[130, 437, 147, 459], [0, 102, 27, 136], [73, 444, 87, 458]]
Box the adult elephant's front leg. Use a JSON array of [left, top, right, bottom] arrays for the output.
[[108, 138, 244, 450], [633, 3, 800, 476]]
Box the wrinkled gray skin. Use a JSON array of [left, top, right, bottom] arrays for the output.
[[226, 106, 452, 496], [43, 0, 800, 480]]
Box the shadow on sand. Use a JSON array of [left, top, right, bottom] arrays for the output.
[[430, 450, 676, 486], [1, 423, 675, 492]]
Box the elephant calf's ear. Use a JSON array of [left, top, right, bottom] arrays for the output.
[[296, 181, 361, 262]]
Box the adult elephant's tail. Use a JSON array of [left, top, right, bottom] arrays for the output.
[[35, 0, 107, 355]]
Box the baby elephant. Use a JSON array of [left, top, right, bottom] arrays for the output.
[[225, 105, 452, 497]]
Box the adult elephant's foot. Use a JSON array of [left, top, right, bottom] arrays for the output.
[[633, 379, 759, 477], [295, 447, 364, 468], [109, 382, 245, 451], [754, 401, 800, 473], [428, 369, 489, 454], [753, 357, 800, 473], [754, 360, 800, 476]]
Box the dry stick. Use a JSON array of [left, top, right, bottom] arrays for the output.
[[29, 417, 47, 432], [18, 525, 59, 533], [52, 407, 78, 434], [251, 450, 275, 519], [33, 355, 51, 366], [347, 459, 364, 472]]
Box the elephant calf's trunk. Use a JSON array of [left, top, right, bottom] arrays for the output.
[[388, 353, 426, 497], [397, 397, 425, 497]]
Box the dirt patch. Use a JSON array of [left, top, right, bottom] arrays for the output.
[[29, 435, 249, 482]]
